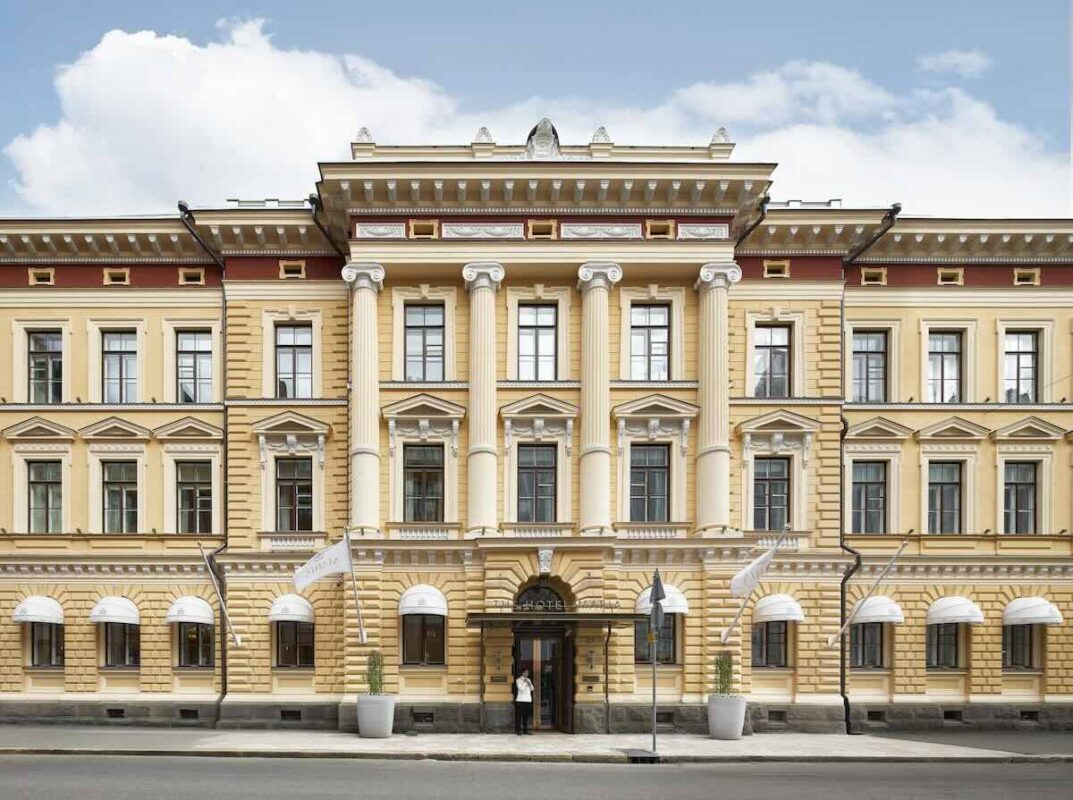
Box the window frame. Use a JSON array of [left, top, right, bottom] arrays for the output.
[[752, 457, 791, 532], [275, 457, 314, 533], [516, 303, 558, 381], [1002, 624, 1036, 670], [27, 459, 63, 534], [401, 614, 446, 666], [177, 621, 215, 668], [1003, 461, 1038, 535], [103, 622, 140, 668], [925, 622, 960, 670], [752, 324, 792, 399], [926, 330, 963, 403], [101, 330, 139, 404], [751, 620, 789, 668], [274, 323, 314, 400], [634, 614, 678, 665], [402, 444, 445, 523], [29, 622, 64, 668], [927, 461, 963, 534], [516, 443, 557, 523], [176, 460, 214, 535], [27, 330, 63, 405], [1002, 330, 1038, 403], [275, 620, 315, 668], [849, 621, 884, 669], [851, 330, 888, 403], [850, 460, 887, 534], [102, 459, 139, 534], [176, 329, 214, 404], [628, 303, 671, 381], [629, 443, 671, 523], [403, 303, 446, 382]]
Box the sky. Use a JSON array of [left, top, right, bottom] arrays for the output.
[[0, 0, 1068, 217]]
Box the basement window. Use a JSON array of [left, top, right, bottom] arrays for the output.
[[27, 267, 55, 286], [860, 267, 887, 286], [106, 708, 126, 719], [942, 709, 963, 724], [763, 259, 791, 279], [645, 219, 675, 240], [178, 267, 205, 286], [936, 267, 964, 286], [279, 709, 302, 722], [103, 268, 130, 286], [408, 220, 439, 239], [278, 260, 306, 280], [1013, 268, 1040, 287], [527, 219, 557, 240]]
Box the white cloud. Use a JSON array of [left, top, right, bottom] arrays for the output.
[[4, 20, 1066, 217], [917, 49, 992, 78]]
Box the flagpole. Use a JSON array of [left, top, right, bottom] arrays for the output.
[[826, 538, 908, 649], [344, 527, 367, 645], [720, 526, 790, 644], [198, 541, 241, 647]]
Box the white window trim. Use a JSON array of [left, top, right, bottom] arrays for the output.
[[745, 309, 806, 398], [994, 444, 1053, 535], [391, 286, 458, 381], [260, 449, 325, 534], [616, 429, 688, 523], [11, 319, 72, 403], [162, 318, 223, 404], [11, 442, 72, 534], [995, 319, 1054, 403], [919, 445, 979, 535], [506, 285, 571, 380], [388, 430, 459, 524], [261, 309, 323, 399], [742, 443, 810, 533], [87, 443, 148, 534], [503, 421, 573, 524], [843, 444, 902, 535], [87, 318, 148, 403], [844, 319, 902, 403], [163, 443, 224, 535], [919, 319, 977, 403], [619, 285, 685, 381]]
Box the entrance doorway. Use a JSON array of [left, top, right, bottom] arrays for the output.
[[515, 633, 567, 730]]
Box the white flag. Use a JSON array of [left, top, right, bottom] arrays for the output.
[[729, 541, 781, 598], [294, 538, 353, 592]]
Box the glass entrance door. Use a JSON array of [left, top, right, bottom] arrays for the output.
[[516, 634, 562, 730]]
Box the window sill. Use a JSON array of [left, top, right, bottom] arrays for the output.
[[752, 665, 794, 672], [25, 666, 64, 673], [174, 665, 215, 672], [1002, 667, 1043, 675], [926, 668, 967, 674], [99, 666, 141, 672], [271, 666, 315, 672], [633, 663, 682, 671], [400, 664, 447, 671], [849, 666, 891, 673]]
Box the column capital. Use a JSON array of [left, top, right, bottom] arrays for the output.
[[462, 261, 505, 291], [577, 261, 623, 291], [342, 262, 385, 292], [695, 260, 742, 291]]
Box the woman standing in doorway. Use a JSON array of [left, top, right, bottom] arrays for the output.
[[514, 668, 534, 734]]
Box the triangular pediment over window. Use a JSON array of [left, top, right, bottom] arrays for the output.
[[3, 416, 76, 441], [992, 416, 1066, 441], [154, 417, 225, 441], [916, 416, 989, 441], [612, 394, 698, 420], [738, 409, 821, 435], [845, 417, 913, 441], [80, 416, 152, 440], [501, 394, 578, 419], [382, 393, 466, 421], [250, 410, 330, 437]]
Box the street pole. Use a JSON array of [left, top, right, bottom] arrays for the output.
[[651, 628, 657, 753]]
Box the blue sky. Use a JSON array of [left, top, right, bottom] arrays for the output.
[[0, 0, 1068, 216]]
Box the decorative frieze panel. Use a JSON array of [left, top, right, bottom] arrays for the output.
[[677, 223, 730, 240], [441, 223, 525, 239], [560, 223, 643, 239], [354, 223, 406, 239]]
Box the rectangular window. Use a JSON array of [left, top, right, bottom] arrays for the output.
[[851, 331, 888, 403], [850, 622, 884, 668], [1002, 624, 1035, 669], [634, 615, 677, 664], [403, 445, 444, 523], [401, 614, 446, 665], [176, 330, 213, 403], [30, 622, 64, 667], [927, 462, 962, 534], [851, 461, 887, 534], [1003, 331, 1038, 403], [751, 621, 788, 668], [28, 460, 62, 534], [275, 458, 313, 532], [629, 305, 670, 381], [102, 460, 138, 534], [177, 461, 213, 534], [753, 457, 790, 531], [275, 324, 313, 399], [926, 622, 959, 669], [753, 325, 791, 398], [927, 331, 962, 403], [1003, 462, 1037, 535], [102, 331, 138, 403], [276, 621, 314, 668], [517, 304, 557, 381], [103, 622, 140, 668], [28, 331, 62, 404], [517, 444, 556, 523], [404, 304, 445, 381], [177, 622, 214, 668], [630, 444, 670, 523]]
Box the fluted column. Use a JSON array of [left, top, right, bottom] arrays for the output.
[[463, 262, 504, 535], [342, 262, 386, 532], [694, 260, 741, 533], [577, 262, 622, 534]]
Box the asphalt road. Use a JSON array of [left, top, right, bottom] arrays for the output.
[[1, 756, 1071, 800]]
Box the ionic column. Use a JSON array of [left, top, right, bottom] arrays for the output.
[[463, 262, 504, 534], [577, 262, 622, 534], [694, 260, 741, 533], [342, 262, 385, 532]]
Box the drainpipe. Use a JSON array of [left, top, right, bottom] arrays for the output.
[[604, 622, 612, 734], [735, 194, 770, 246], [307, 193, 348, 258], [845, 203, 901, 265]]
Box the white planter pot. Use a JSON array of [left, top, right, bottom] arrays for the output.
[[707, 695, 747, 740], [357, 694, 396, 738]]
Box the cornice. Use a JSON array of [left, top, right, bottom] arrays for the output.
[[845, 287, 1073, 306], [0, 289, 222, 307], [222, 281, 347, 300]]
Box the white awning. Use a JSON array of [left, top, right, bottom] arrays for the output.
[[12, 596, 63, 625], [1003, 597, 1064, 626], [399, 584, 448, 617], [853, 596, 904, 625], [89, 596, 140, 626], [268, 594, 315, 623], [636, 584, 689, 615], [927, 596, 984, 625], [166, 596, 214, 626], [753, 594, 805, 624]]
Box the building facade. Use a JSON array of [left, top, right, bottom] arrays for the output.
[[0, 121, 1070, 733]]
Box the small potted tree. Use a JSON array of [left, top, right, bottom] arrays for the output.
[[357, 650, 396, 738], [707, 650, 746, 740]]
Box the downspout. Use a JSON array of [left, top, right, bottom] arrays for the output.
[[735, 194, 770, 246], [308, 192, 348, 258], [845, 203, 901, 266], [604, 622, 612, 734]]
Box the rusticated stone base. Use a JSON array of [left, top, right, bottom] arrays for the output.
[[216, 699, 338, 729], [337, 701, 482, 734], [0, 697, 219, 727], [849, 702, 1073, 732]]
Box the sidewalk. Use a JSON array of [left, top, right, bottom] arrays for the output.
[[0, 724, 1070, 763]]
